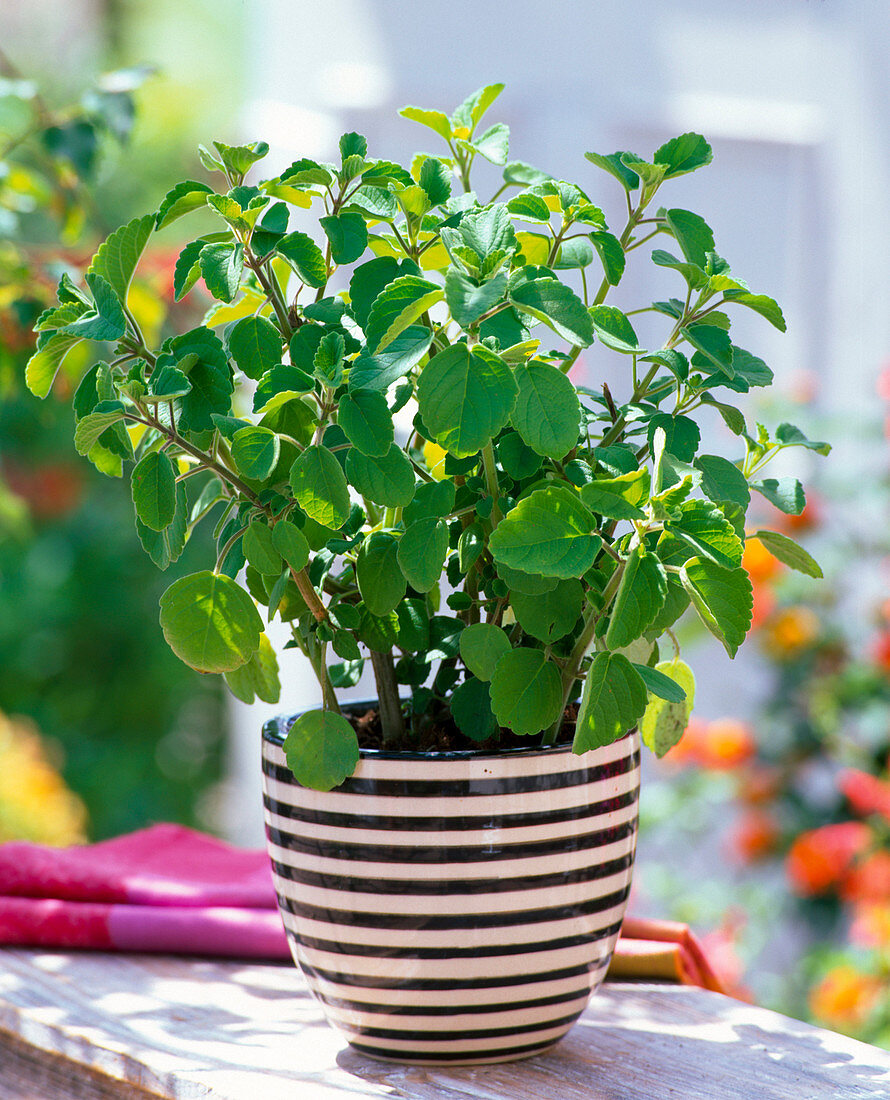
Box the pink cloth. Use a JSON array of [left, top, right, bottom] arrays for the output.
[[0, 824, 290, 959]]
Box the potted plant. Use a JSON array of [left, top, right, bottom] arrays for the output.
[[27, 82, 827, 1064]]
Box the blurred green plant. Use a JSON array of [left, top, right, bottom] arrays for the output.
[[0, 55, 224, 840]]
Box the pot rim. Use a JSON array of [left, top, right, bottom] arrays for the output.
[[261, 703, 594, 761]]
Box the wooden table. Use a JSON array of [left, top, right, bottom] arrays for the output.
[[3, 949, 890, 1099]]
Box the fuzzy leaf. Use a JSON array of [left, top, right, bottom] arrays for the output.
[[159, 570, 263, 673], [284, 710, 359, 791], [574, 652, 648, 752], [489, 648, 563, 736]]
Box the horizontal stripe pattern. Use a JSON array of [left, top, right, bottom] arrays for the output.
[[262, 729, 639, 1064]]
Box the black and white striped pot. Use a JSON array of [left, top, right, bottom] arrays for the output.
[[262, 713, 641, 1065]]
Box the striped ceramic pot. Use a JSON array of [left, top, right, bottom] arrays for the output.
[[262, 714, 641, 1065]]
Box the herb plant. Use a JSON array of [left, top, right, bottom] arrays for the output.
[[27, 83, 828, 789]]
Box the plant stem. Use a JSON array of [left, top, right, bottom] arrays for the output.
[[481, 442, 503, 527], [369, 649, 406, 747], [542, 563, 626, 745], [288, 565, 328, 623]]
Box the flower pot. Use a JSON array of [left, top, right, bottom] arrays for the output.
[[262, 712, 640, 1065]]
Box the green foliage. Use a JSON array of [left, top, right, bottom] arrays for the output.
[[30, 83, 825, 789]]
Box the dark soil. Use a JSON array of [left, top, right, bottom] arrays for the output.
[[344, 701, 578, 753]]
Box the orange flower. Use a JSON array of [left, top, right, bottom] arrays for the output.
[[731, 809, 780, 863], [696, 719, 756, 771], [840, 769, 890, 824], [761, 606, 821, 659], [842, 851, 890, 904], [738, 765, 783, 806], [743, 537, 783, 584], [872, 632, 890, 674], [750, 582, 777, 632], [809, 964, 883, 1031], [850, 903, 890, 948], [786, 822, 871, 895], [666, 718, 756, 771]]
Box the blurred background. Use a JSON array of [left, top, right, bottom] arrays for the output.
[[2, 0, 890, 1045]]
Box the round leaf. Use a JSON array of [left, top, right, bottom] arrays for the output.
[[159, 571, 263, 673], [489, 648, 563, 736], [243, 521, 281, 575], [490, 485, 599, 578], [511, 359, 581, 459], [573, 652, 648, 752], [511, 579, 584, 643], [640, 658, 696, 758], [224, 633, 281, 705], [345, 444, 415, 507], [232, 426, 280, 481], [338, 389, 394, 457], [397, 518, 448, 593], [356, 533, 406, 615], [271, 520, 310, 573], [459, 622, 511, 681], [284, 710, 360, 791], [451, 678, 497, 741], [131, 450, 176, 532], [289, 445, 351, 528]]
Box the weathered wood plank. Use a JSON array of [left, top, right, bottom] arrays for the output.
[[2, 948, 890, 1099]]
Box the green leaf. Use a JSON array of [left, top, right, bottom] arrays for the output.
[[451, 678, 496, 742], [349, 256, 417, 328], [319, 212, 368, 265], [699, 394, 746, 436], [459, 623, 511, 681], [639, 658, 696, 757], [173, 240, 205, 301], [88, 213, 154, 304], [159, 570, 263, 673], [752, 529, 823, 578], [156, 180, 213, 229], [364, 275, 442, 353], [509, 277, 594, 346], [228, 316, 282, 380], [682, 324, 733, 376], [213, 140, 269, 178], [400, 486, 454, 534], [653, 133, 712, 179], [356, 532, 406, 615], [313, 331, 345, 388], [490, 485, 600, 578], [458, 521, 485, 573], [397, 518, 448, 593], [681, 557, 753, 658], [61, 272, 127, 341], [136, 482, 188, 569], [284, 710, 359, 792], [605, 546, 668, 649], [512, 579, 584, 643], [573, 652, 648, 752], [243, 521, 281, 575], [579, 470, 649, 521], [280, 157, 332, 187], [345, 444, 416, 507], [74, 402, 126, 455], [634, 661, 688, 704], [199, 242, 244, 303], [489, 648, 563, 736], [231, 426, 280, 480], [751, 477, 806, 515], [252, 365, 314, 414], [584, 150, 641, 191], [338, 390, 394, 457], [418, 157, 451, 206], [25, 333, 80, 398], [507, 193, 552, 223], [663, 209, 714, 267], [667, 499, 744, 569], [589, 231, 626, 286], [650, 249, 707, 290], [444, 269, 508, 326], [416, 343, 517, 458], [271, 520, 309, 572], [511, 359, 581, 459], [775, 422, 831, 456], [131, 450, 176, 531], [589, 305, 642, 353], [466, 122, 510, 165], [397, 599, 430, 652], [497, 563, 557, 595], [647, 413, 700, 462], [289, 445, 351, 528], [399, 105, 452, 141], [170, 327, 233, 433], [455, 82, 505, 129], [348, 325, 433, 391], [694, 455, 750, 507], [722, 290, 786, 332], [224, 633, 281, 705], [277, 231, 327, 288]]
